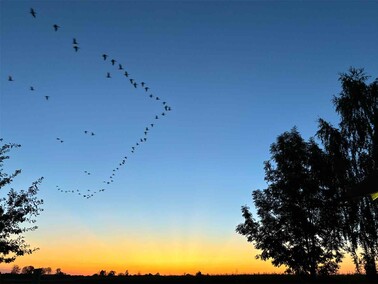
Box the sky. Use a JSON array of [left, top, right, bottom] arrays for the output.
[[0, 0, 377, 276]]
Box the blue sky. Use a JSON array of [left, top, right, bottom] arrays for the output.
[[0, 0, 377, 275]]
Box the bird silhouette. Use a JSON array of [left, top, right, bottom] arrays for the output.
[[111, 59, 116, 65], [53, 24, 60, 31], [107, 72, 111, 78], [155, 97, 160, 100], [145, 87, 149, 92], [91, 132, 95, 136], [30, 86, 35, 91], [73, 45, 79, 52], [102, 54, 108, 60], [124, 71, 129, 77], [84, 130, 88, 134], [162, 112, 166, 116], [129, 78, 134, 84], [151, 123, 154, 127], [45, 96, 49, 100], [118, 64, 123, 70], [155, 115, 159, 119], [73, 38, 78, 45], [133, 83, 138, 88], [149, 94, 154, 98], [141, 82, 146, 87], [8, 76, 13, 81], [30, 8, 36, 18]]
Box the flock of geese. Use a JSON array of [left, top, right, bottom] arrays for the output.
[[6, 8, 173, 199]]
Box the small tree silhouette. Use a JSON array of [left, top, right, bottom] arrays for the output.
[[10, 264, 20, 274]]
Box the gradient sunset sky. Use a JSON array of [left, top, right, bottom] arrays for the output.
[[1, 0, 377, 276]]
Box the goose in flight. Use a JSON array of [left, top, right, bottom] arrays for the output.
[[73, 38, 78, 45], [30, 8, 36, 18], [145, 87, 149, 92], [102, 54, 108, 60], [124, 71, 129, 77], [53, 24, 60, 31], [45, 96, 49, 100], [111, 59, 116, 65], [133, 82, 138, 88], [30, 86, 35, 91], [8, 76, 13, 81], [73, 45, 79, 52], [107, 72, 111, 78], [130, 78, 134, 84], [118, 64, 123, 70], [141, 82, 146, 87]]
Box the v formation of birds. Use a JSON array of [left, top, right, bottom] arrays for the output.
[[6, 8, 173, 200]]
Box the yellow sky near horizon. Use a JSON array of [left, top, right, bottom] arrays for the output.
[[0, 232, 356, 276]]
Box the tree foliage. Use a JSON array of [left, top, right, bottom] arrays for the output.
[[0, 139, 44, 263], [237, 129, 344, 277], [237, 68, 378, 278], [317, 68, 378, 276]]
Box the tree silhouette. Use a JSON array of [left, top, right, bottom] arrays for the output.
[[237, 68, 377, 280], [21, 265, 35, 274], [0, 139, 44, 263], [42, 267, 52, 275], [236, 128, 344, 278], [55, 268, 65, 275], [317, 68, 378, 278], [10, 264, 20, 274]]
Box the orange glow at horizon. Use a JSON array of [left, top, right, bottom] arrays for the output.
[[0, 232, 355, 276]]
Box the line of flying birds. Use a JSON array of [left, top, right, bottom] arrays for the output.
[[7, 7, 173, 200]]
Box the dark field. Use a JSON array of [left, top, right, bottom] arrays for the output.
[[0, 274, 374, 284]]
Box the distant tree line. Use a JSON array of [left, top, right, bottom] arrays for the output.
[[237, 68, 377, 280], [9, 265, 63, 275], [7, 266, 205, 278]]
